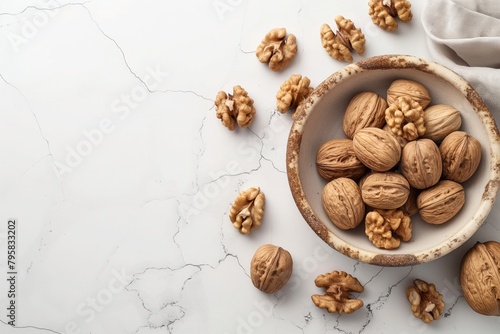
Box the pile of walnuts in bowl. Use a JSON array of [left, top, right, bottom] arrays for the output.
[[317, 79, 482, 249]]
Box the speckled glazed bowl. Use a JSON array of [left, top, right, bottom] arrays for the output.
[[286, 54, 500, 266]]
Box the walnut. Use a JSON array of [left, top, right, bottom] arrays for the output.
[[320, 15, 365, 62], [343, 92, 388, 139], [352, 127, 401, 172], [361, 172, 410, 210], [256, 28, 297, 71], [215, 86, 256, 130], [400, 139, 442, 189], [250, 244, 293, 294], [311, 271, 364, 314], [322, 178, 365, 230], [276, 74, 314, 116], [229, 187, 265, 234], [368, 0, 413, 32], [440, 131, 482, 183], [387, 79, 431, 109], [406, 279, 444, 323], [460, 241, 500, 316], [422, 104, 462, 141], [385, 96, 426, 141], [401, 187, 420, 216], [316, 139, 368, 180], [365, 209, 412, 249], [417, 180, 465, 225]]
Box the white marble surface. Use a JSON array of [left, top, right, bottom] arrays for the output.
[[0, 0, 499, 333]]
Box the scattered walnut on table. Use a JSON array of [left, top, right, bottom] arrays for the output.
[[250, 244, 293, 294], [311, 270, 364, 314], [368, 0, 413, 32], [320, 15, 365, 62], [365, 209, 412, 249], [256, 28, 298, 71], [385, 95, 426, 141], [406, 279, 444, 323], [276, 74, 313, 117], [215, 85, 256, 131], [460, 241, 500, 316], [229, 187, 265, 234]]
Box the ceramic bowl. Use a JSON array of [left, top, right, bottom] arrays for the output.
[[286, 54, 500, 266]]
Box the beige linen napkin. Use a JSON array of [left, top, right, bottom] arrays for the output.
[[421, 0, 500, 115]]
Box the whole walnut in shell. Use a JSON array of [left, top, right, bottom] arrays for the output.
[[440, 131, 482, 183], [316, 139, 368, 180], [322, 178, 365, 230], [400, 139, 442, 190], [460, 241, 500, 316], [353, 127, 401, 172], [387, 79, 431, 109], [422, 104, 462, 141], [417, 180, 465, 224], [343, 92, 388, 139], [250, 244, 293, 294], [361, 172, 410, 210]]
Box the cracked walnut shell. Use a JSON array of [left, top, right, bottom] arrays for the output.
[[365, 209, 412, 249], [276, 74, 313, 115], [320, 16, 365, 62], [322, 178, 365, 230], [343, 92, 388, 139], [460, 241, 500, 316], [440, 131, 482, 183], [215, 86, 256, 130], [229, 187, 265, 234], [369, 0, 413, 32], [250, 244, 293, 294], [256, 28, 297, 71], [385, 95, 426, 141], [406, 279, 444, 323], [311, 271, 364, 314]]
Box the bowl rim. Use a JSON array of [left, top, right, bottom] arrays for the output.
[[286, 54, 500, 266]]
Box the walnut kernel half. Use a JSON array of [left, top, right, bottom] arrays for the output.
[[256, 28, 297, 71], [320, 16, 365, 62], [229, 187, 265, 234], [215, 86, 256, 130], [406, 279, 444, 323], [369, 0, 413, 32], [276, 74, 313, 116], [311, 271, 364, 314]]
